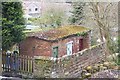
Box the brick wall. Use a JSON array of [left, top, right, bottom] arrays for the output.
[[19, 37, 52, 57], [19, 33, 90, 57], [52, 34, 90, 57]]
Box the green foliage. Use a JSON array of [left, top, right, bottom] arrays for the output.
[[30, 7, 65, 28], [106, 34, 119, 54], [77, 32, 87, 36], [69, 2, 85, 25], [118, 36, 120, 53], [44, 7, 65, 27], [117, 36, 120, 65], [117, 54, 120, 65], [2, 2, 25, 51]]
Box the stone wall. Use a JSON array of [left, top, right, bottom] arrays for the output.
[[33, 43, 105, 78], [33, 59, 53, 78]]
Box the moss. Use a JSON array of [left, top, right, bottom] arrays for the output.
[[29, 25, 90, 40], [50, 25, 89, 39]]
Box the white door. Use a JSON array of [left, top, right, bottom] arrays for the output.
[[67, 41, 73, 55]]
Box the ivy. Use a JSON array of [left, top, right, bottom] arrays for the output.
[[77, 33, 81, 36], [77, 32, 87, 36]]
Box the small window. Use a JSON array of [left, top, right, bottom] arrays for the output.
[[35, 8, 38, 11]]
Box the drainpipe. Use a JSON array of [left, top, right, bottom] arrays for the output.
[[32, 47, 35, 56], [89, 30, 92, 47], [32, 45, 39, 56]]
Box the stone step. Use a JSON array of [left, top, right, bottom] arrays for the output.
[[0, 76, 22, 80]]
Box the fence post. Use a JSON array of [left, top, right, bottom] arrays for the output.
[[12, 51, 19, 72], [6, 50, 11, 71]]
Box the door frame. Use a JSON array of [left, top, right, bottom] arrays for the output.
[[52, 46, 58, 58], [66, 41, 73, 55], [79, 38, 84, 51]]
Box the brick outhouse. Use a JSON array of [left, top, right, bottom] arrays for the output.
[[19, 25, 91, 57]]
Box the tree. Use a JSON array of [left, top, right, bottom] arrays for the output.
[[117, 36, 120, 65], [89, 2, 117, 52], [69, 2, 85, 25], [41, 7, 64, 27], [71, 2, 118, 60], [2, 2, 25, 51], [30, 5, 66, 29], [86, 2, 118, 62]]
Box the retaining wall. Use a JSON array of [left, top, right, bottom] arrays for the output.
[[33, 43, 105, 78]]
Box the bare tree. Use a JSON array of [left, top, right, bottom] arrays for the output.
[[88, 2, 118, 58]]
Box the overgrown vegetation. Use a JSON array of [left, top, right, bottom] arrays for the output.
[[117, 36, 120, 65]]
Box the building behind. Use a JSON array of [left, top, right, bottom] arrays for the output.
[[22, 0, 72, 18]]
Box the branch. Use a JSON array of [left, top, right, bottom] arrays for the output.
[[104, 3, 113, 14]]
